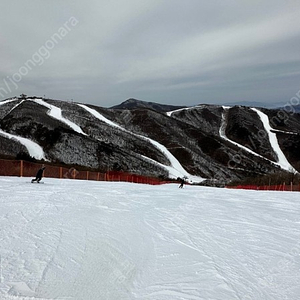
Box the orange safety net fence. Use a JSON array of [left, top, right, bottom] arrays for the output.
[[226, 184, 300, 192], [0, 159, 169, 185]]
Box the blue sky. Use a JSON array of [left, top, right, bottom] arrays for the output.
[[1, 0, 300, 107]]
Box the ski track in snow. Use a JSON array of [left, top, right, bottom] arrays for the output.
[[0, 98, 19, 106], [166, 106, 198, 117], [251, 108, 296, 172], [0, 129, 46, 160], [78, 104, 203, 183], [6, 100, 26, 116], [30, 98, 86, 135], [271, 128, 298, 135], [0, 177, 300, 300]]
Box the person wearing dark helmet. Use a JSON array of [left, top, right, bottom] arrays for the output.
[[31, 165, 46, 183]]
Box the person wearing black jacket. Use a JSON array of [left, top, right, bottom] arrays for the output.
[[179, 178, 185, 188], [31, 165, 45, 183]]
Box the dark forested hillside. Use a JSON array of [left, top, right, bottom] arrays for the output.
[[0, 96, 299, 184]]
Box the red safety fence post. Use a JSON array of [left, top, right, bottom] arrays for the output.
[[20, 160, 23, 177]]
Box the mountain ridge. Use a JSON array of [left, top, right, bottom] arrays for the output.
[[110, 98, 188, 112], [0, 95, 299, 185]]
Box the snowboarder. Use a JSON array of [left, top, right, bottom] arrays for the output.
[[31, 165, 45, 183], [179, 178, 185, 188]]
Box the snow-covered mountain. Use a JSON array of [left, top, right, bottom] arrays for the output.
[[0, 95, 299, 184]]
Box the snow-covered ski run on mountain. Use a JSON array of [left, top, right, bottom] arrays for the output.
[[0, 129, 46, 160], [220, 106, 296, 172], [166, 106, 199, 117], [0, 98, 203, 182], [31, 98, 86, 136], [0, 98, 19, 107], [0, 98, 88, 161], [0, 96, 298, 182], [0, 177, 299, 300], [0, 98, 201, 181], [78, 103, 203, 183], [0, 98, 86, 160], [251, 108, 296, 172], [219, 106, 268, 159]]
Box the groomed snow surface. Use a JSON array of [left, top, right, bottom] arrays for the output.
[[0, 177, 300, 300]]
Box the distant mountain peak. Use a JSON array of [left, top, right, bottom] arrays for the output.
[[122, 98, 140, 104], [110, 98, 187, 113]]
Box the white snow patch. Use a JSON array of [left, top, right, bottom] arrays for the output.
[[0, 177, 299, 299], [0, 129, 46, 160]]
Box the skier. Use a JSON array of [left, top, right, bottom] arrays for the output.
[[31, 165, 45, 183], [179, 178, 185, 188]]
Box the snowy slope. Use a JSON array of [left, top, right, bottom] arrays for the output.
[[0, 99, 48, 160], [0, 98, 88, 161], [0, 98, 85, 160], [219, 107, 270, 160], [220, 107, 292, 171], [78, 104, 203, 183], [0, 177, 300, 300], [251, 108, 296, 172], [0, 129, 46, 160], [31, 98, 86, 135], [0, 98, 18, 106]]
